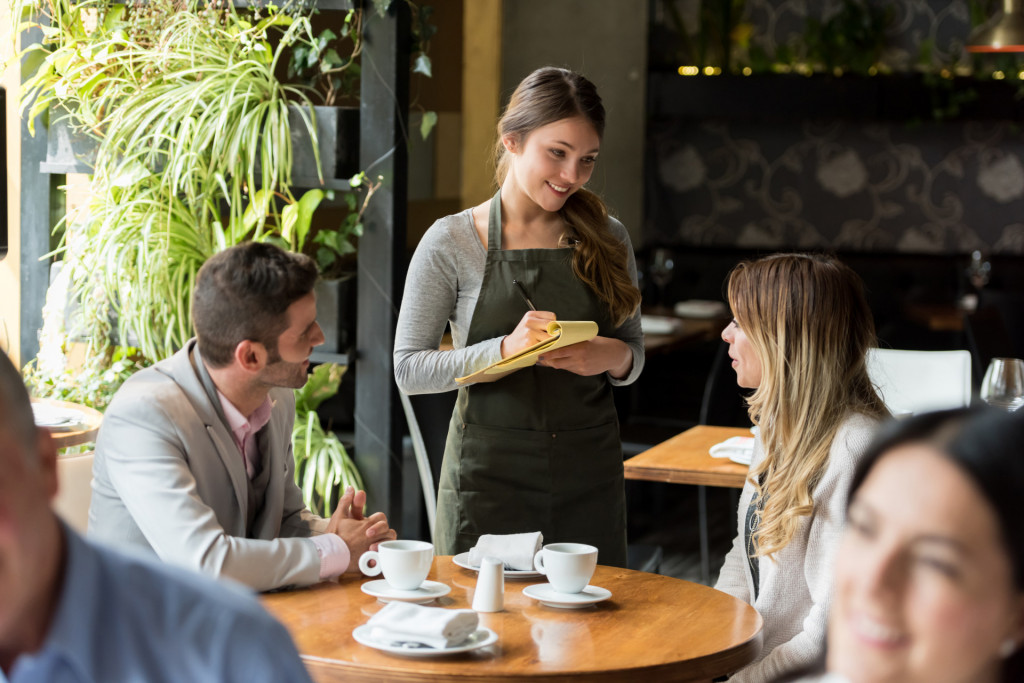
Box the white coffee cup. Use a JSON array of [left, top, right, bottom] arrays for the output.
[[358, 540, 434, 590], [533, 542, 598, 593]]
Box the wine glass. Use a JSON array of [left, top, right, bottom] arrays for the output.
[[980, 358, 1024, 411], [648, 248, 675, 308]]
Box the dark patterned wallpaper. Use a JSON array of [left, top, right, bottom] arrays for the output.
[[647, 0, 1024, 255]]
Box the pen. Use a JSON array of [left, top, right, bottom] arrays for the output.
[[512, 279, 537, 311]]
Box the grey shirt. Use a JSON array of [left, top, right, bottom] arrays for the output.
[[394, 208, 645, 394]]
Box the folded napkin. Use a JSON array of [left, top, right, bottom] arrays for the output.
[[709, 436, 755, 465], [366, 601, 478, 649], [468, 531, 543, 571]]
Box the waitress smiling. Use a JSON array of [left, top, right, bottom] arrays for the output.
[[393, 67, 644, 567]]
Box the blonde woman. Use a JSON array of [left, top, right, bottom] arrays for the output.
[[715, 253, 889, 682], [393, 67, 643, 566]]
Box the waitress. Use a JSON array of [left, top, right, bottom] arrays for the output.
[[393, 67, 644, 567]]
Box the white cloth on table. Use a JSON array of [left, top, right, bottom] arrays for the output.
[[709, 436, 755, 465], [468, 531, 543, 571], [366, 601, 478, 649]]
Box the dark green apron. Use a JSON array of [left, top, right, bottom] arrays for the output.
[[436, 190, 627, 567]]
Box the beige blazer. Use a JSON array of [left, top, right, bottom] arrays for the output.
[[89, 339, 327, 591]]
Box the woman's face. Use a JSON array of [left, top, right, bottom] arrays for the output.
[[721, 318, 762, 388], [828, 444, 1024, 683], [504, 116, 600, 214]]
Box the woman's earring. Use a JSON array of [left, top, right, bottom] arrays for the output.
[[1000, 638, 1017, 658]]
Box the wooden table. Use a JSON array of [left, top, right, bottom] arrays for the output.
[[263, 557, 763, 683], [32, 398, 103, 449], [623, 425, 752, 585], [623, 425, 751, 489]]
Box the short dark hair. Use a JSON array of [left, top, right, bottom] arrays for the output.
[[192, 242, 319, 368], [849, 407, 1024, 683], [0, 351, 39, 460]]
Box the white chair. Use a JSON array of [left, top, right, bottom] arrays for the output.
[[399, 392, 438, 544], [866, 348, 972, 416], [53, 451, 94, 534]]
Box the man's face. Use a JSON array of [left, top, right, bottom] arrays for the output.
[[258, 292, 325, 390], [0, 421, 59, 666]]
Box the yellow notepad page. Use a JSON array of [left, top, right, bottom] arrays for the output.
[[455, 320, 598, 386]]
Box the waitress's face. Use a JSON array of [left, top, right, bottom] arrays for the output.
[[505, 116, 600, 214], [828, 444, 1024, 683], [721, 318, 761, 388]]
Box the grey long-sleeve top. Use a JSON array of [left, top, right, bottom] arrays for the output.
[[394, 208, 645, 395]]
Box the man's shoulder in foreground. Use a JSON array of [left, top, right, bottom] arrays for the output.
[[12, 527, 313, 683]]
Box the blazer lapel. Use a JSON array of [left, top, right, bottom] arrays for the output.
[[164, 340, 250, 527]]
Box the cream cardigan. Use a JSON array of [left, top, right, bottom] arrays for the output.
[[714, 414, 880, 683]]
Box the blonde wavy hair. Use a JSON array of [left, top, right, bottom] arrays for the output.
[[493, 67, 640, 326], [727, 253, 889, 558]]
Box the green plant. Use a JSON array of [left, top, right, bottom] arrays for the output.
[[292, 362, 363, 517], [15, 0, 337, 363]]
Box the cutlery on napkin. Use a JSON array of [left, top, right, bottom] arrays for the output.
[[366, 601, 478, 649], [467, 531, 543, 571]]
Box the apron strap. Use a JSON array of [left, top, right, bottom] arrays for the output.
[[487, 189, 502, 252]]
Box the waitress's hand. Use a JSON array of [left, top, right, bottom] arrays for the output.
[[501, 310, 556, 358], [538, 336, 633, 378]]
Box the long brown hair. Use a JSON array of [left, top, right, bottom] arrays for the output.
[[494, 67, 640, 326], [727, 253, 889, 557]]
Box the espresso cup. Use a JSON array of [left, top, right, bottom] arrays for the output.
[[357, 540, 433, 590], [533, 542, 598, 593]]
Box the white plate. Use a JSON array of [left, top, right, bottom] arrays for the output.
[[673, 299, 728, 319], [640, 314, 681, 335], [352, 624, 498, 656], [32, 403, 85, 429], [523, 583, 612, 609], [360, 579, 451, 604], [453, 552, 542, 579]]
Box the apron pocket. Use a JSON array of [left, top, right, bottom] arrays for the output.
[[456, 423, 554, 537]]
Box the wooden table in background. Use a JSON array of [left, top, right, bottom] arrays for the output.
[[623, 425, 752, 585], [32, 398, 103, 449], [262, 557, 763, 683], [623, 425, 751, 489]]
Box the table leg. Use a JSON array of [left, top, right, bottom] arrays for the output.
[[698, 484, 710, 585]]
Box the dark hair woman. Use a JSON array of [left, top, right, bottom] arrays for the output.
[[393, 67, 643, 566]]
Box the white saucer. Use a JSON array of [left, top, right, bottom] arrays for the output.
[[523, 583, 612, 609], [453, 552, 542, 579], [360, 579, 451, 604], [352, 624, 498, 656]]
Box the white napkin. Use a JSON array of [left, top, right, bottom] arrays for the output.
[[709, 436, 754, 465], [468, 531, 543, 571], [366, 601, 478, 649]]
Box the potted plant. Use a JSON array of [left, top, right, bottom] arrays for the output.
[[292, 362, 362, 516]]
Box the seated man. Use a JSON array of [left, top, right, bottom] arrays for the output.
[[0, 351, 314, 682], [90, 242, 396, 591]]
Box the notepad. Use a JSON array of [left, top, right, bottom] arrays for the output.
[[455, 320, 598, 385]]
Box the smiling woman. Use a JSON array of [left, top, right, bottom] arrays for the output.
[[814, 408, 1024, 683], [393, 66, 644, 567]]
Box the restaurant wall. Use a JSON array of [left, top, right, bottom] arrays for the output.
[[501, 0, 649, 244], [647, 0, 1024, 257]]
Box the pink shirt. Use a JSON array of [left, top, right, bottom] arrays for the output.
[[217, 391, 349, 580]]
